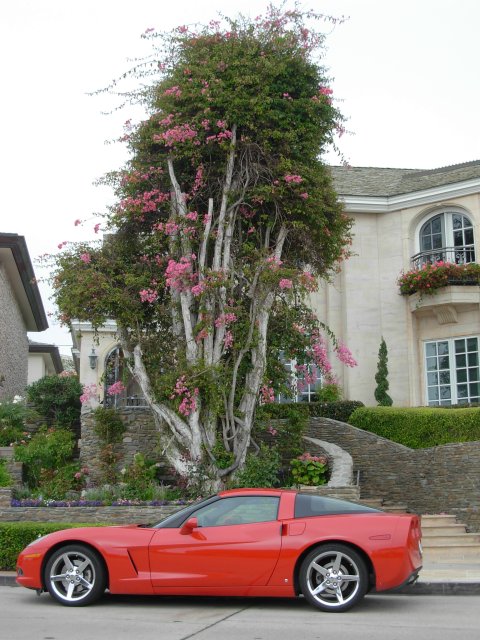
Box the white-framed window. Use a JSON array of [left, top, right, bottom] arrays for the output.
[[425, 336, 480, 406], [415, 209, 475, 267], [277, 357, 321, 403]]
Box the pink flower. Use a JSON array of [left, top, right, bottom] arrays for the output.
[[57, 241, 67, 249], [107, 381, 126, 396], [284, 174, 303, 184], [335, 342, 357, 368], [74, 219, 82, 226], [94, 223, 101, 234], [80, 253, 91, 264], [214, 313, 237, 327], [300, 192, 309, 199], [186, 211, 198, 221], [260, 384, 275, 404], [191, 282, 205, 297], [223, 330, 234, 349], [139, 288, 159, 303], [279, 279, 293, 290], [80, 383, 98, 405]]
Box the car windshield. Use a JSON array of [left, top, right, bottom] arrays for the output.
[[151, 495, 218, 528]]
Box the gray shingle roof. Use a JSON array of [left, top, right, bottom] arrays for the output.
[[330, 160, 480, 197]]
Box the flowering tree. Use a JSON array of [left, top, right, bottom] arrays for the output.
[[51, 7, 354, 487]]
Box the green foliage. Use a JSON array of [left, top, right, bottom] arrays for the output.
[[26, 374, 82, 428], [306, 400, 364, 423], [34, 463, 88, 500], [290, 452, 328, 486], [93, 407, 126, 485], [0, 400, 34, 446], [231, 444, 281, 488], [314, 383, 342, 402], [120, 453, 159, 501], [349, 406, 480, 448], [398, 261, 480, 296], [255, 403, 308, 460], [0, 460, 12, 487], [14, 427, 75, 489], [374, 338, 393, 406], [93, 407, 126, 444], [0, 522, 103, 570]]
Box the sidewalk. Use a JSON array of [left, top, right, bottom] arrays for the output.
[[2, 569, 480, 594]]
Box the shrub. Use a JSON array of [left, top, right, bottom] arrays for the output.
[[231, 444, 281, 488], [14, 427, 75, 488], [26, 374, 82, 427], [374, 338, 392, 406], [349, 406, 480, 448], [0, 522, 103, 570], [255, 403, 308, 461], [120, 453, 159, 501], [290, 452, 328, 486], [0, 399, 35, 446], [34, 463, 89, 500], [306, 400, 364, 423], [314, 383, 342, 403], [0, 460, 12, 487]]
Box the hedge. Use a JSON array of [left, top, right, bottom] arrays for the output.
[[256, 401, 364, 424], [0, 522, 102, 571], [349, 406, 480, 448]]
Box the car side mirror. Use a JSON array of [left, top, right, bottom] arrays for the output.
[[180, 517, 199, 535]]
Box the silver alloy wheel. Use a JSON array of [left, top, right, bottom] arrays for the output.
[[45, 545, 105, 606], [300, 544, 368, 612]]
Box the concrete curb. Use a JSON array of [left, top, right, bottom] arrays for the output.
[[2, 571, 480, 595]]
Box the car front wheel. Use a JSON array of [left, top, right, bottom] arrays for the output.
[[44, 544, 107, 606], [299, 543, 368, 612]]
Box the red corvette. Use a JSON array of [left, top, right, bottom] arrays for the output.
[[16, 488, 422, 612]]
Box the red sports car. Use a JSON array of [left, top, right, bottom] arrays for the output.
[[16, 488, 422, 612]]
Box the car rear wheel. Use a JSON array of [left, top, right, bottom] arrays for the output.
[[44, 544, 106, 606], [299, 543, 368, 612]]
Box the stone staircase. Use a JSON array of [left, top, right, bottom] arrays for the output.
[[361, 497, 480, 583]]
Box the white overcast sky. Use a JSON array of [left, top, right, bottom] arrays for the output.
[[1, 0, 479, 354]]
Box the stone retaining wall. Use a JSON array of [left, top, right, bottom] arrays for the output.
[[308, 417, 480, 532], [0, 504, 182, 524], [80, 408, 163, 484]]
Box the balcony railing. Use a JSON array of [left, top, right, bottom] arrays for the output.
[[410, 246, 475, 270]]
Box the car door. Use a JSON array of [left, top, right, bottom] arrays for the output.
[[149, 495, 282, 587]]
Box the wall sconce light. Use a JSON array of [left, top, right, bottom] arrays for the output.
[[89, 347, 98, 370]]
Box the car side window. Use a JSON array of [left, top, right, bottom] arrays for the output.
[[193, 496, 280, 527]]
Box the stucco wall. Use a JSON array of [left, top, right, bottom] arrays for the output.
[[0, 264, 28, 400], [316, 193, 480, 407]]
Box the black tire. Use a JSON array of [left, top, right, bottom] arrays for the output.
[[299, 543, 369, 612], [43, 544, 107, 606]]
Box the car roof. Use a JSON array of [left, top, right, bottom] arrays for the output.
[[218, 488, 296, 497]]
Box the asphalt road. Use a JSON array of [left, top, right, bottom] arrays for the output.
[[2, 587, 478, 640]]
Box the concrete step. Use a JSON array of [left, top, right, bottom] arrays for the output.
[[421, 514, 459, 526], [420, 524, 467, 535], [422, 534, 480, 545], [423, 546, 480, 562]]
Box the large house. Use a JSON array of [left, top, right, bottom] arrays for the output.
[[71, 160, 480, 408], [0, 233, 62, 400]]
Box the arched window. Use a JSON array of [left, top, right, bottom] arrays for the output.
[[104, 346, 146, 408], [414, 210, 475, 268]]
